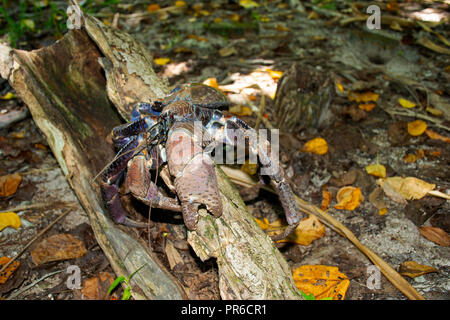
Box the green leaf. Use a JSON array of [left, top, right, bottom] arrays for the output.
[[107, 275, 126, 295], [299, 290, 316, 300], [122, 287, 131, 300]]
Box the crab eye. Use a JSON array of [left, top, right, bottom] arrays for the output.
[[151, 101, 164, 112]]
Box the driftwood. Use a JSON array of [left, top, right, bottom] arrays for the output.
[[0, 2, 301, 300]]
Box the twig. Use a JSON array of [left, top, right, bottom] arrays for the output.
[[0, 201, 78, 214], [6, 269, 65, 300], [385, 108, 450, 132], [0, 209, 72, 275]]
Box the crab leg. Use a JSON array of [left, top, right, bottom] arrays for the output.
[[101, 135, 148, 227], [207, 115, 303, 240]]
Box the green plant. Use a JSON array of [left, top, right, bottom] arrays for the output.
[[0, 0, 27, 47], [299, 290, 333, 300], [107, 264, 147, 300]]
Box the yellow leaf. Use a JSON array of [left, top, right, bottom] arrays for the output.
[[365, 163, 386, 178], [153, 57, 171, 66], [174, 1, 186, 7], [228, 13, 241, 22], [22, 19, 35, 30], [0, 173, 22, 197], [378, 208, 388, 216], [348, 91, 379, 103], [307, 11, 319, 20], [255, 215, 325, 245], [229, 105, 252, 117], [0, 92, 16, 100], [407, 120, 427, 136], [147, 4, 161, 12], [239, 0, 259, 9], [292, 265, 349, 300], [301, 137, 328, 155], [267, 69, 283, 80], [202, 78, 219, 89], [398, 98, 416, 108], [219, 46, 237, 57], [403, 153, 418, 163], [399, 261, 438, 278], [0, 256, 21, 284], [213, 17, 223, 23], [335, 82, 345, 93], [425, 106, 443, 116], [0, 212, 21, 231], [276, 24, 290, 32], [378, 177, 435, 201], [425, 129, 450, 143], [320, 190, 332, 211], [10, 130, 25, 139], [334, 186, 364, 210], [187, 34, 208, 42], [241, 160, 258, 176], [359, 103, 375, 111]]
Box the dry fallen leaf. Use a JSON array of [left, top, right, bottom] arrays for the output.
[[202, 77, 219, 89], [292, 265, 349, 300], [0, 256, 20, 284], [147, 3, 161, 12], [0, 211, 21, 231], [418, 226, 450, 247], [240, 160, 258, 176], [229, 105, 252, 117], [219, 46, 237, 57], [407, 120, 427, 136], [403, 153, 418, 163], [239, 0, 259, 9], [377, 177, 435, 201], [255, 215, 325, 246], [321, 190, 332, 211], [365, 163, 386, 178], [348, 91, 379, 103], [82, 272, 115, 300], [301, 137, 328, 155], [399, 261, 438, 278], [398, 98, 416, 109], [31, 233, 87, 266], [359, 103, 376, 111], [153, 57, 171, 66], [335, 186, 364, 210], [425, 129, 450, 143], [0, 173, 22, 197], [165, 240, 184, 270]]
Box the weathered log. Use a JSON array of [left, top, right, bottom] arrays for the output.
[[0, 1, 302, 300]]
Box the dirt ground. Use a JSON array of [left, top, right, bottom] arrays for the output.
[[0, 0, 449, 300]]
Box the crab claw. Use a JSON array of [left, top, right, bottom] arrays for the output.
[[167, 122, 222, 230], [174, 153, 222, 230]]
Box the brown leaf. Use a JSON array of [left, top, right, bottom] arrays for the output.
[[0, 173, 22, 197], [81, 272, 115, 300], [0, 257, 20, 284], [165, 240, 184, 270], [399, 261, 438, 278], [419, 226, 450, 247], [31, 233, 87, 265]]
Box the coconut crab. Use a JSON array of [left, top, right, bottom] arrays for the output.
[[100, 83, 302, 240]]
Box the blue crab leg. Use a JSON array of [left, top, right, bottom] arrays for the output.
[[101, 134, 148, 227]]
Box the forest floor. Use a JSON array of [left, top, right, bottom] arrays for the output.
[[0, 0, 449, 300]]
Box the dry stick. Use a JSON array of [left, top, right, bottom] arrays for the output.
[[0, 209, 73, 275], [0, 201, 78, 214], [221, 166, 425, 300]]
